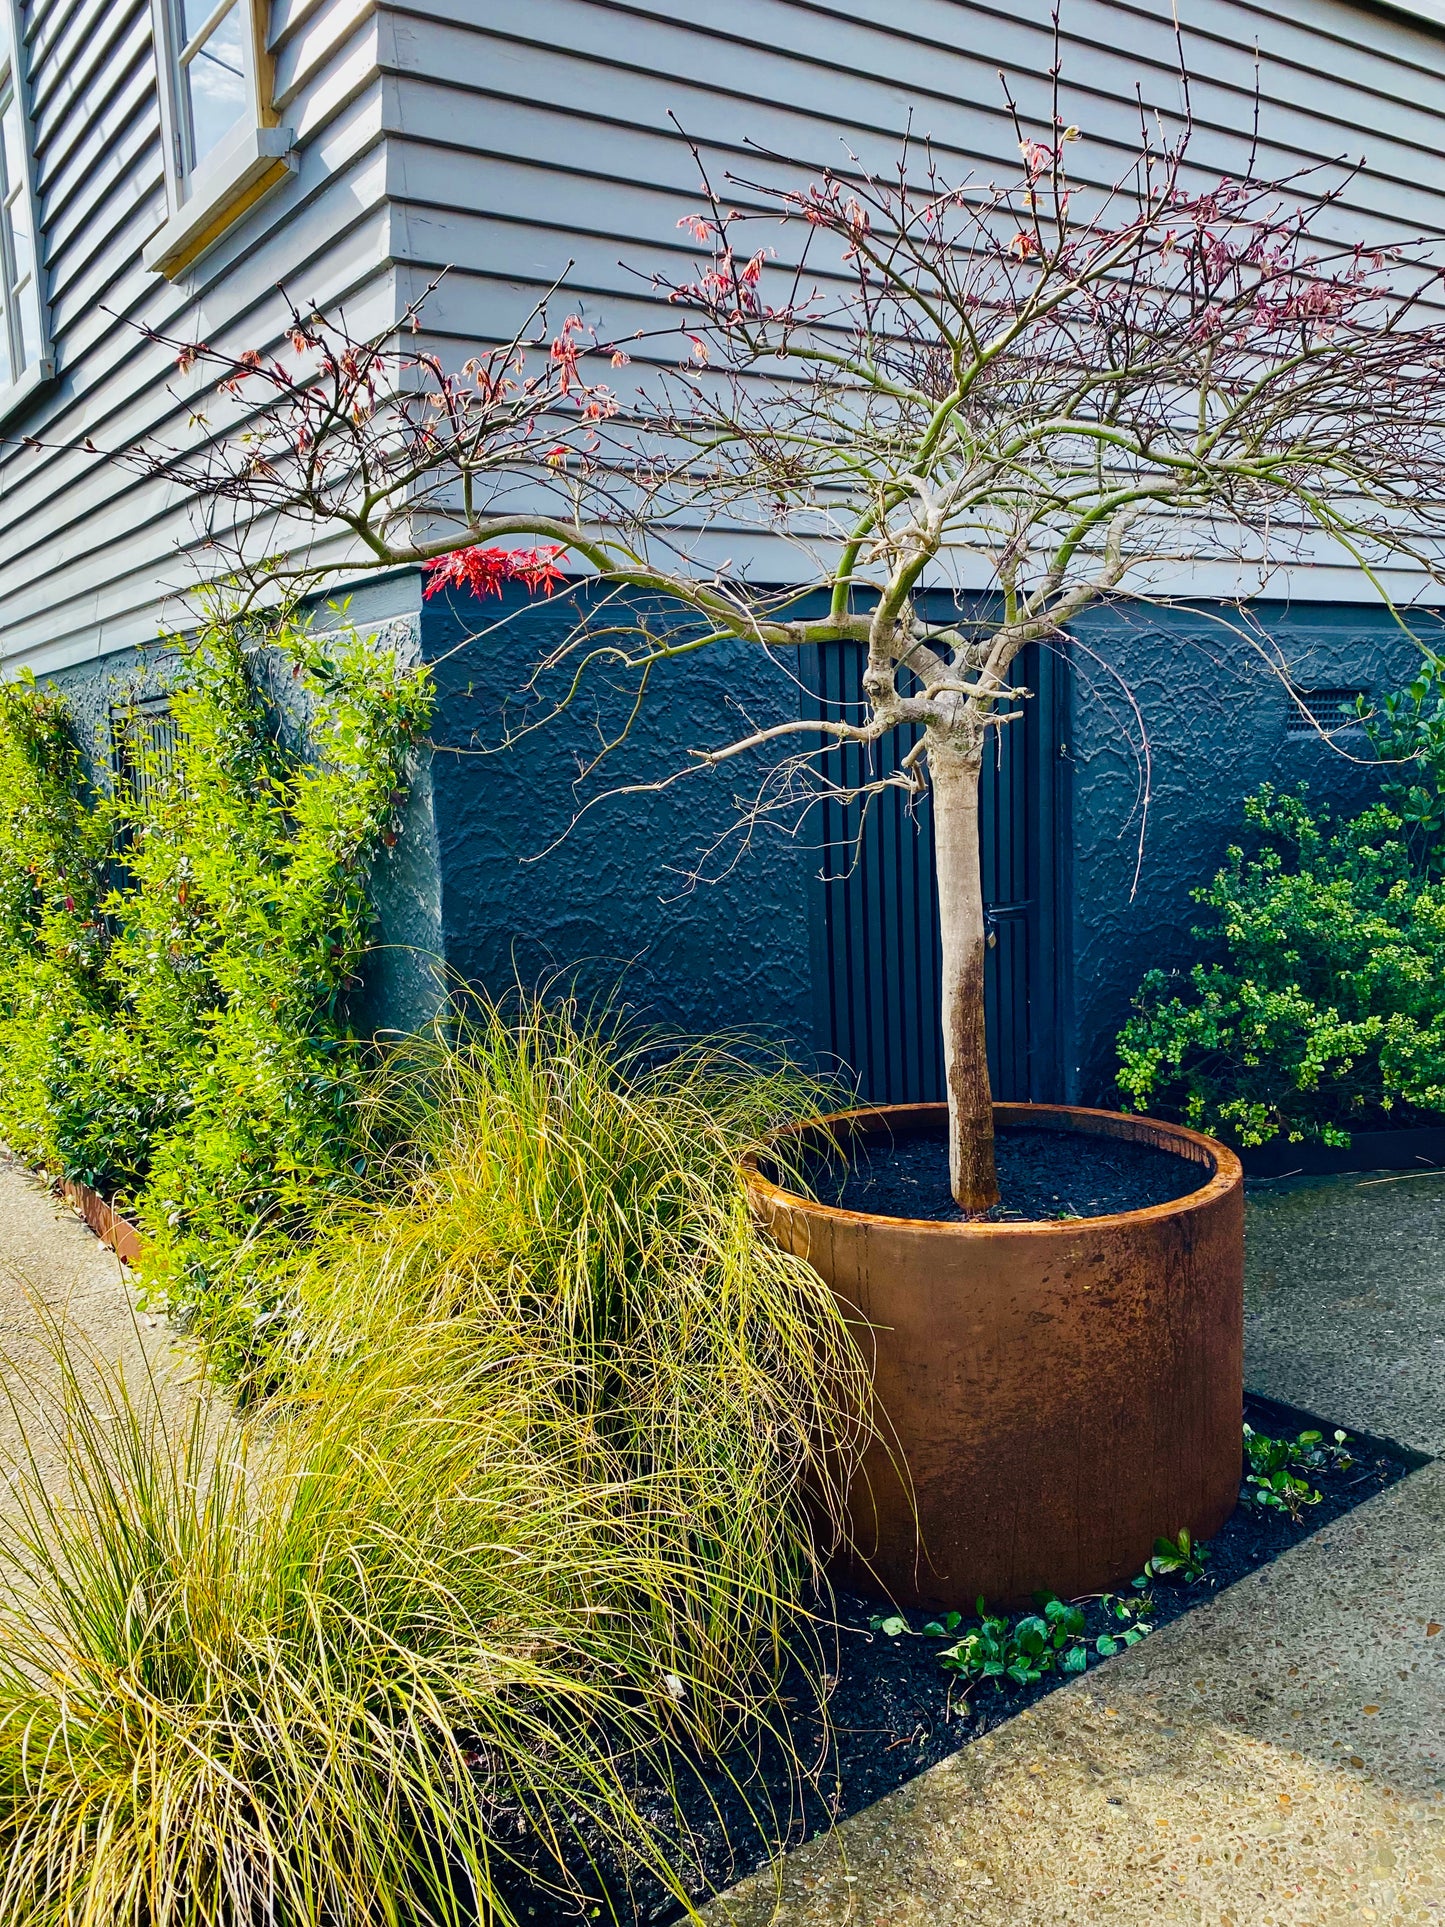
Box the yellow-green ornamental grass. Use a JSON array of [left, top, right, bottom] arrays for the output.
[[0, 999, 871, 1925]]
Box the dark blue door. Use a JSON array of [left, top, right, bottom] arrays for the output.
[[803, 640, 1063, 1104]]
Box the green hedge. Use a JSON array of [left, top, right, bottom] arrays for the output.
[[0, 613, 431, 1341]]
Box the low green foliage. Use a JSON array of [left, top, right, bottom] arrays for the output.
[[0, 610, 431, 1333], [1241, 1423, 1352, 1520], [1244, 1423, 1353, 1479], [869, 1419, 1358, 1703], [1141, 1526, 1211, 1585], [1117, 785, 1445, 1147], [870, 1590, 1154, 1691], [937, 1597, 1094, 1687]]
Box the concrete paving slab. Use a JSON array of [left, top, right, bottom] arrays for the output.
[[1245, 1172, 1445, 1457], [0, 1147, 186, 1498], [705, 1176, 1445, 1926]]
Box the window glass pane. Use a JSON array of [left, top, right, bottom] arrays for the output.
[[182, 4, 246, 172], [8, 188, 33, 286], [3, 100, 26, 207], [0, 320, 11, 387], [180, 0, 216, 43]]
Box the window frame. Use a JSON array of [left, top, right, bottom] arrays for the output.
[[0, 0, 54, 425], [1370, 0, 1445, 27], [144, 0, 295, 281]]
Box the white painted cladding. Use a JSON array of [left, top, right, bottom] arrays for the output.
[[5, 0, 1445, 672]]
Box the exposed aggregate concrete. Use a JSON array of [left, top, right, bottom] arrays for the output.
[[0, 1147, 188, 1503]]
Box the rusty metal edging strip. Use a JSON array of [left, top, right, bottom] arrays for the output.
[[0, 1139, 145, 1266]]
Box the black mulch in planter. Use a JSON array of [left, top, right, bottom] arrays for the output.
[[498, 1394, 1425, 1927], [810, 1124, 1201, 1223]]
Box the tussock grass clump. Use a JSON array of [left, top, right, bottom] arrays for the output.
[[0, 1335, 697, 1927], [286, 996, 873, 1734], [0, 1000, 871, 1924]]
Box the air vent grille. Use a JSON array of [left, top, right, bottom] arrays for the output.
[[1286, 688, 1366, 736]]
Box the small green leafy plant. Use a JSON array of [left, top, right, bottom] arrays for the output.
[[1244, 1423, 1353, 1478], [937, 1597, 1090, 1687], [1241, 1424, 1350, 1519], [871, 1590, 1152, 1691], [1140, 1526, 1212, 1585], [1116, 657, 1445, 1148]]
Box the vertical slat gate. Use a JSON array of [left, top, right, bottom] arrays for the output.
[[804, 641, 1061, 1104], [112, 698, 181, 815]]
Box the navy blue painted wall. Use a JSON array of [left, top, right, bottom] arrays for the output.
[[40, 583, 1426, 1103], [420, 584, 817, 1047], [422, 586, 1429, 1105], [1062, 600, 1429, 1103]]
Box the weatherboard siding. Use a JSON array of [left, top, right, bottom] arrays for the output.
[[378, 0, 1445, 329], [0, 0, 395, 674], [5, 0, 1445, 666]]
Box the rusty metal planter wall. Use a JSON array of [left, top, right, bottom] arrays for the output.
[[749, 1102, 1244, 1610]]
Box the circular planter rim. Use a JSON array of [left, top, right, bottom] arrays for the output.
[[745, 1100, 1243, 1236]]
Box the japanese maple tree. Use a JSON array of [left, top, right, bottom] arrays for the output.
[[118, 104, 1445, 1213]]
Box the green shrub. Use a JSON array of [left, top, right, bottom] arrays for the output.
[[1364, 651, 1445, 870], [0, 611, 431, 1326], [106, 616, 431, 1319], [1117, 785, 1445, 1146], [0, 677, 119, 1186]]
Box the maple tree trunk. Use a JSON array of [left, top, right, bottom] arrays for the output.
[[930, 750, 999, 1215]]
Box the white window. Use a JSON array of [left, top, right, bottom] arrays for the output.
[[0, 0, 49, 406], [144, 0, 294, 279], [168, 0, 256, 180]]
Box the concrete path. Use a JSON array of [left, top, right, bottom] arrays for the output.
[[0, 1146, 184, 1497], [1246, 1171, 1445, 1458], [707, 1174, 1445, 1926]]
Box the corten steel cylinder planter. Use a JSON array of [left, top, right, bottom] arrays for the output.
[[748, 1102, 1244, 1610]]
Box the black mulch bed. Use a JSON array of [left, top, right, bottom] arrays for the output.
[[803, 1125, 1202, 1224], [499, 1394, 1424, 1925]]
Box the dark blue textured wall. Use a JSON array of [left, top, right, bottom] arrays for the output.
[[421, 585, 816, 1046], [1062, 600, 1429, 1102], [422, 588, 1429, 1102], [44, 585, 1427, 1098]]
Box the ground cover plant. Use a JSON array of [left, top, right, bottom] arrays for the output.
[[0, 609, 430, 1348], [869, 1425, 1352, 1694], [1118, 659, 1445, 1147]]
